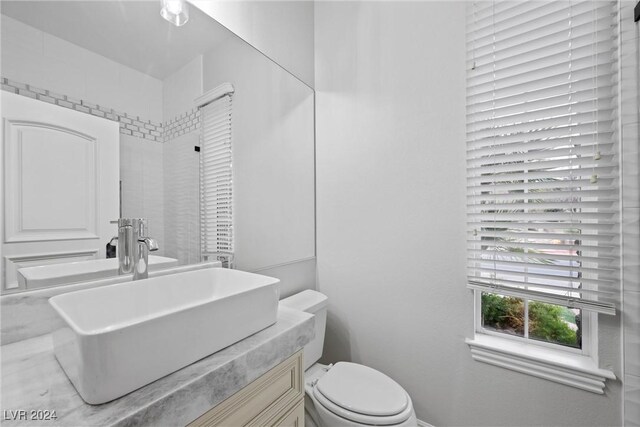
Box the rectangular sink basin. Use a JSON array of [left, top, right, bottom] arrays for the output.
[[18, 255, 179, 289], [49, 267, 280, 404]]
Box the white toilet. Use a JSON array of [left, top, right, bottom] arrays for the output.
[[280, 290, 418, 427]]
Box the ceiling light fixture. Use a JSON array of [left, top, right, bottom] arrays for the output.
[[161, 0, 189, 27]]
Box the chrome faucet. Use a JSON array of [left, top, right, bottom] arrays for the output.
[[110, 218, 159, 280]]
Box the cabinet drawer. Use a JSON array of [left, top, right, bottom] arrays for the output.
[[188, 350, 303, 427], [271, 398, 304, 427]]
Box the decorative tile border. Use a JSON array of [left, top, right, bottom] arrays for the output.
[[164, 108, 201, 141], [1, 77, 164, 143], [119, 115, 163, 142], [2, 77, 204, 143]]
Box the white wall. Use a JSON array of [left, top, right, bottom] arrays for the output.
[[314, 2, 622, 426], [1, 15, 163, 123], [191, 0, 314, 88], [163, 55, 203, 121], [620, 1, 640, 425]]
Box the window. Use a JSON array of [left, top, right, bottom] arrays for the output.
[[200, 90, 234, 267], [465, 1, 619, 392]]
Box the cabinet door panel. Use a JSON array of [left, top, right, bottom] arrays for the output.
[[188, 351, 303, 427], [270, 399, 304, 427]]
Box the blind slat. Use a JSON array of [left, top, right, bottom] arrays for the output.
[[469, 268, 615, 287], [467, 111, 615, 140], [468, 134, 613, 154], [470, 230, 617, 242], [467, 55, 616, 92], [468, 2, 613, 49], [468, 282, 616, 315], [468, 239, 617, 251], [468, 274, 618, 292], [467, 222, 617, 232]]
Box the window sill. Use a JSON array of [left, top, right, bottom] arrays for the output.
[[466, 334, 616, 394]]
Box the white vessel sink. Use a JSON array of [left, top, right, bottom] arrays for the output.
[[17, 255, 178, 288], [49, 267, 280, 404]]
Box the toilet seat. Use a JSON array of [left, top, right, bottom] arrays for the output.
[[312, 362, 413, 425], [313, 387, 415, 425]]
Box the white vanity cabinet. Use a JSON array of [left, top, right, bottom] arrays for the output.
[[188, 351, 304, 427]]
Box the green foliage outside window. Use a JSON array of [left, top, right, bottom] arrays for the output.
[[481, 293, 580, 348], [481, 293, 525, 333]]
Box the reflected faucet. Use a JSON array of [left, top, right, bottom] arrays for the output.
[[110, 218, 159, 280]]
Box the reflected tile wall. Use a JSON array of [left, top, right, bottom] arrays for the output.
[[120, 135, 165, 256], [163, 131, 201, 265]]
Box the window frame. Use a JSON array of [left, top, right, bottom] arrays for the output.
[[473, 290, 595, 357]]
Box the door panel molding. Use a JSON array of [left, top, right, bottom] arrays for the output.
[[4, 119, 99, 243]]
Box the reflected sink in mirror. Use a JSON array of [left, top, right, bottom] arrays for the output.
[[17, 255, 178, 289], [49, 267, 280, 404]]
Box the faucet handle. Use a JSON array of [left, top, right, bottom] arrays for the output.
[[138, 237, 159, 252]]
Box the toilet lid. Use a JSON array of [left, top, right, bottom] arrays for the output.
[[315, 362, 409, 417]]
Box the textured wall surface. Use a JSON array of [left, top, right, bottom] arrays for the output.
[[620, 2, 640, 425]]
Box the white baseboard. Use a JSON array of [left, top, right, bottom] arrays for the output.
[[417, 419, 434, 427]]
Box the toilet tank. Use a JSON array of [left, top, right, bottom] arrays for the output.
[[280, 290, 327, 370]]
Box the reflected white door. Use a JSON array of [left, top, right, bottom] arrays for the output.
[[1, 92, 119, 292]]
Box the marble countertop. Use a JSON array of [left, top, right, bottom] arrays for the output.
[[1, 306, 314, 427]]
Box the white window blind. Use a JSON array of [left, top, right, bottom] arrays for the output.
[[466, 1, 620, 315], [200, 94, 233, 262]]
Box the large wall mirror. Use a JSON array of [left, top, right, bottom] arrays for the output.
[[0, 1, 315, 295]]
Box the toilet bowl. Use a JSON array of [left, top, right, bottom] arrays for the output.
[[280, 290, 418, 427]]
